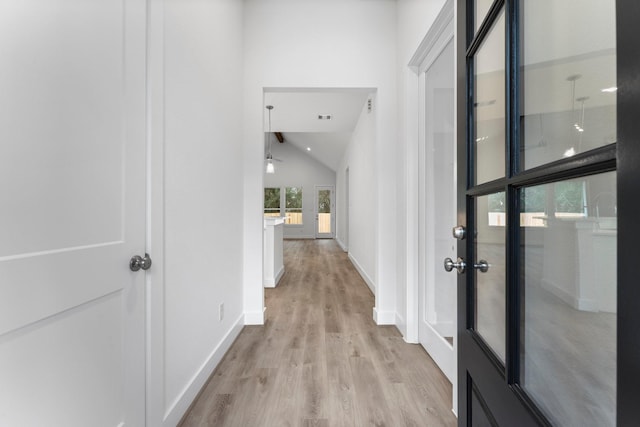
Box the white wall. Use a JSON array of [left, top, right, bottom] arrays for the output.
[[154, 1, 245, 425], [243, 0, 399, 325], [337, 100, 377, 293], [396, 0, 447, 338], [264, 143, 336, 239]]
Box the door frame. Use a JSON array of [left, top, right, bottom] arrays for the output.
[[344, 167, 349, 250], [315, 185, 335, 239], [407, 0, 457, 414], [455, 0, 640, 425], [147, 0, 166, 425]]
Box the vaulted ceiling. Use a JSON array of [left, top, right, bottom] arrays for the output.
[[263, 88, 373, 171]]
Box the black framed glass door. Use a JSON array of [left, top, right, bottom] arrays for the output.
[[455, 0, 640, 425]]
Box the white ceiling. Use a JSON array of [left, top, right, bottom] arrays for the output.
[[263, 88, 373, 171]]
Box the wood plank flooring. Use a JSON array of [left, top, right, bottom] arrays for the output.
[[180, 239, 456, 427]]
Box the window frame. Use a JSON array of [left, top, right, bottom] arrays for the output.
[[284, 186, 303, 226], [263, 186, 304, 226]]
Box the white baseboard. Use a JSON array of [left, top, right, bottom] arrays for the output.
[[395, 313, 407, 338], [541, 279, 598, 312], [336, 237, 348, 252], [163, 314, 244, 426], [373, 307, 395, 325], [244, 309, 265, 325], [433, 320, 455, 338], [264, 266, 285, 288], [274, 265, 284, 285], [348, 253, 375, 294], [419, 322, 455, 383]]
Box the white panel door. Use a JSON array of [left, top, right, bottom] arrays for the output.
[[418, 38, 457, 383], [0, 1, 147, 426]]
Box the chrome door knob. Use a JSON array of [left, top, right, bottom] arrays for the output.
[[130, 253, 152, 272], [474, 260, 490, 273], [444, 257, 466, 274], [452, 225, 466, 240]]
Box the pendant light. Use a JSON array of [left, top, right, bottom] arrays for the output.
[[265, 105, 275, 174], [564, 74, 582, 157]]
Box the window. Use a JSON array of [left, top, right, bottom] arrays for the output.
[[285, 187, 303, 225], [263, 186, 304, 225], [488, 182, 587, 227], [264, 187, 280, 217]]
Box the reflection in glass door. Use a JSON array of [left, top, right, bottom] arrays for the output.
[[315, 186, 334, 239], [520, 173, 617, 426]]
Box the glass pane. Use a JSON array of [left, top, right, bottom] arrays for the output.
[[474, 0, 494, 32], [520, 172, 616, 426], [473, 10, 505, 185], [285, 187, 303, 225], [425, 39, 456, 346], [520, 1, 616, 169], [264, 187, 280, 216], [317, 189, 331, 233], [475, 192, 506, 362]]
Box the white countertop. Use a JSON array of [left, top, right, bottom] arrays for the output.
[[264, 216, 285, 227]]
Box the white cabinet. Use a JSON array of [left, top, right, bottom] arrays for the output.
[[263, 217, 285, 287]]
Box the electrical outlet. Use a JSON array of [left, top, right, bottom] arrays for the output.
[[219, 303, 224, 321]]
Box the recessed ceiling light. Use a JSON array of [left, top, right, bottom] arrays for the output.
[[601, 87, 617, 93], [306, 147, 311, 151]]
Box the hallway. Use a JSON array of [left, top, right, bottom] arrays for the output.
[[180, 239, 456, 426]]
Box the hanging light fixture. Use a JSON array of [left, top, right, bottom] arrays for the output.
[[265, 105, 275, 174], [564, 74, 583, 157], [265, 155, 275, 174], [566, 74, 581, 131]]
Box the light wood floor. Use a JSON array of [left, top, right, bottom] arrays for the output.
[[180, 239, 456, 427]]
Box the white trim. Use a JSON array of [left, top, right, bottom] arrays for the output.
[[404, 68, 420, 344], [162, 315, 244, 426], [146, 0, 166, 425], [407, 0, 457, 345], [419, 323, 455, 383], [244, 310, 265, 325], [408, 0, 455, 73], [406, 0, 458, 416], [396, 312, 406, 326], [264, 265, 285, 288], [433, 320, 455, 338], [336, 237, 348, 252], [348, 253, 375, 294], [373, 307, 395, 325]]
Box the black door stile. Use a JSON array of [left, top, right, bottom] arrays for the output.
[[616, 2, 640, 425]]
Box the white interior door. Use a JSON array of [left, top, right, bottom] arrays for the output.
[[418, 37, 457, 383], [0, 1, 147, 425], [316, 185, 335, 239]]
